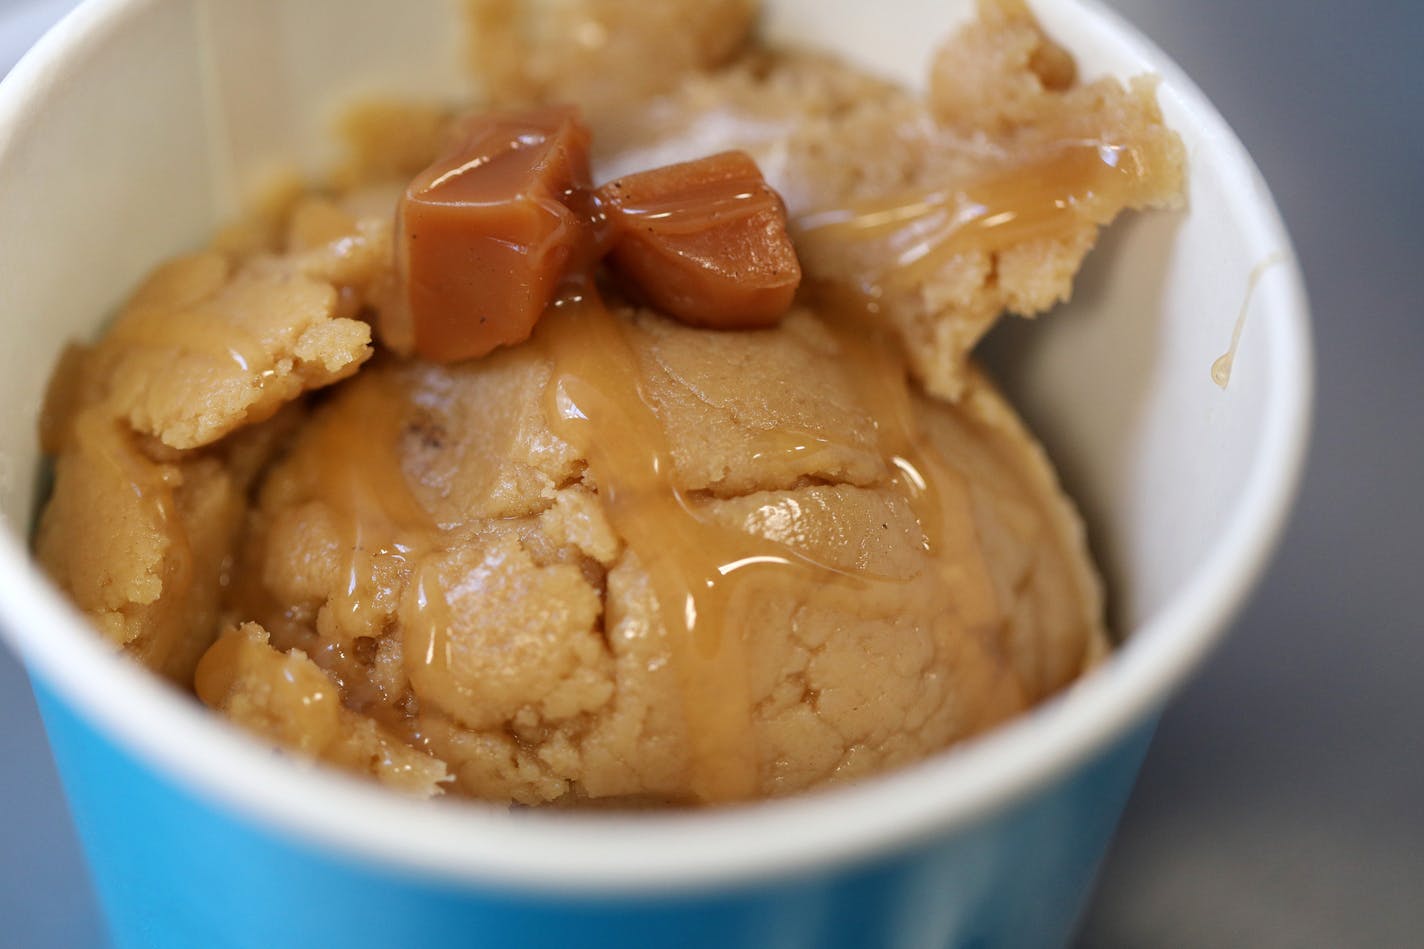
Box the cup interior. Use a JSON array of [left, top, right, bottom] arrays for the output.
[[0, 0, 1310, 887]]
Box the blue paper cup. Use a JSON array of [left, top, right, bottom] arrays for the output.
[[0, 1, 1311, 947]]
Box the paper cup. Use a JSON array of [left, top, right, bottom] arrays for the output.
[[0, 1, 1311, 947]]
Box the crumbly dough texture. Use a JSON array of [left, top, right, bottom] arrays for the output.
[[35, 0, 1177, 803], [36, 191, 390, 682], [197, 623, 450, 794]]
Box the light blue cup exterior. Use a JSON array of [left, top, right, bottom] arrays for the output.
[[0, 1, 1311, 947], [35, 679, 1154, 949]]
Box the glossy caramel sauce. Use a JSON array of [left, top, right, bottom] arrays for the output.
[[195, 625, 342, 750], [88, 413, 197, 670], [303, 375, 433, 634], [538, 292, 764, 801], [238, 281, 1008, 802], [795, 140, 1152, 295], [1211, 252, 1285, 389], [110, 305, 271, 376], [210, 365, 442, 734], [531, 288, 1007, 802], [813, 299, 1002, 633]]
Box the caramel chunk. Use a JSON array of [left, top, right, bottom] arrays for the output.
[[384, 106, 593, 362], [598, 151, 801, 329]]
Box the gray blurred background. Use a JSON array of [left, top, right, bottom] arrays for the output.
[[1, 0, 1419, 945]]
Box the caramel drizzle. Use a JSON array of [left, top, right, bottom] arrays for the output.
[[533, 290, 1004, 803], [795, 140, 1149, 294], [204, 291, 1011, 803], [110, 306, 271, 376], [282, 371, 455, 741], [538, 294, 766, 802], [303, 374, 431, 628], [814, 299, 1002, 633]]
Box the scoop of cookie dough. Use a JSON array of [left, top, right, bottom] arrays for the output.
[[33, 0, 1183, 805], [207, 304, 1105, 804]]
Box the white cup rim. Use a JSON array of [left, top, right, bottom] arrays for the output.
[[0, 0, 1312, 892]]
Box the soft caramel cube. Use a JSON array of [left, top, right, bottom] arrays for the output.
[[597, 151, 801, 329], [385, 106, 593, 362]]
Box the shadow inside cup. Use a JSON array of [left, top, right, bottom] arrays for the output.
[[982, 210, 1185, 642]]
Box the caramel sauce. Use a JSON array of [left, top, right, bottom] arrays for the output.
[[300, 373, 433, 634], [1212, 252, 1285, 389], [89, 414, 197, 669], [110, 306, 271, 375], [795, 140, 1150, 294], [405, 563, 462, 723], [195, 626, 350, 760], [813, 299, 1002, 632], [531, 288, 1006, 802], [252, 368, 451, 741], [537, 294, 765, 801], [201, 278, 1012, 802], [192, 625, 247, 710]]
